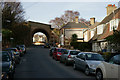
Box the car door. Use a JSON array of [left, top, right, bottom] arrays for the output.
[[75, 53, 81, 68], [61, 50, 67, 62], [79, 53, 86, 70], [63, 50, 69, 61], [105, 55, 120, 78], [75, 53, 84, 69]]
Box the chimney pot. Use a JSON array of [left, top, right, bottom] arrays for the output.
[[90, 17, 95, 25], [106, 4, 117, 16], [75, 16, 79, 23]]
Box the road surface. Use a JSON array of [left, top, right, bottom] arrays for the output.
[[14, 46, 96, 80]]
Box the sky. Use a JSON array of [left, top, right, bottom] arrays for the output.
[[21, 2, 119, 24]]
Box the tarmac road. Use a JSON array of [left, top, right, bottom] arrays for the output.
[[14, 46, 96, 80]]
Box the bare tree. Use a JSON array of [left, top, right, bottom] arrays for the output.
[[49, 10, 80, 29], [2, 2, 25, 29]]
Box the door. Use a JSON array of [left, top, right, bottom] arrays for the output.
[[79, 53, 86, 70], [104, 55, 120, 78]]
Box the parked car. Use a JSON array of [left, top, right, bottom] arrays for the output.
[[16, 46, 24, 56], [73, 52, 104, 76], [18, 45, 26, 53], [49, 47, 56, 56], [60, 50, 80, 65], [44, 43, 50, 48], [52, 48, 68, 61], [7, 50, 16, 67], [6, 48, 21, 64], [95, 54, 120, 80], [2, 51, 15, 80]]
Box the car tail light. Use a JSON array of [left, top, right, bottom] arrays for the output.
[[68, 55, 71, 58], [57, 52, 61, 56], [15, 49, 18, 52]]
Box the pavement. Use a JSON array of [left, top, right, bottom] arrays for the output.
[[14, 46, 96, 80]]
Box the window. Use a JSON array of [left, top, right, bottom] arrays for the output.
[[70, 51, 80, 55], [2, 52, 10, 62], [86, 53, 104, 61], [97, 24, 105, 35], [109, 54, 120, 65], [80, 54, 85, 59], [110, 19, 119, 31]]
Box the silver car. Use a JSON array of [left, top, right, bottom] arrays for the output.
[[96, 54, 120, 80], [73, 52, 104, 75], [60, 50, 80, 65]]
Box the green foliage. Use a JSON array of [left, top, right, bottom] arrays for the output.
[[2, 29, 13, 41], [12, 23, 30, 44], [106, 30, 120, 45], [70, 34, 78, 49], [2, 2, 25, 29], [77, 42, 92, 51], [1, 2, 30, 46], [71, 34, 78, 42]]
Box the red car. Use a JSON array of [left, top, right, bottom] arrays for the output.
[[52, 48, 68, 61]]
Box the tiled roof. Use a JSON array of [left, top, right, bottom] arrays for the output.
[[97, 24, 113, 40], [91, 7, 120, 41], [89, 22, 100, 29], [100, 8, 120, 24], [62, 22, 89, 29]]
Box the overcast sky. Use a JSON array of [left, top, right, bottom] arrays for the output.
[[21, 2, 119, 24]]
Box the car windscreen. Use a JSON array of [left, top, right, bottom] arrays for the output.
[[70, 51, 80, 55], [86, 53, 104, 61], [58, 49, 68, 53], [113, 54, 120, 65], [2, 52, 10, 62]]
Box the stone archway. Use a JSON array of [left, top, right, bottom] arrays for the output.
[[28, 21, 52, 45]]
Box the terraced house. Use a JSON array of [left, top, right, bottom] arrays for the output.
[[90, 4, 120, 52]]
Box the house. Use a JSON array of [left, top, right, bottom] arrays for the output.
[[83, 17, 100, 42], [91, 4, 120, 52], [60, 16, 89, 46], [49, 30, 59, 46]]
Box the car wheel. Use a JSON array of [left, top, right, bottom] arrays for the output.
[[96, 70, 103, 80], [73, 63, 77, 70], [60, 58, 62, 63], [85, 67, 90, 76], [52, 56, 54, 59]]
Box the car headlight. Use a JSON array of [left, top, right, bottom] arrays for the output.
[[89, 64, 95, 68], [1, 72, 6, 78], [1, 73, 4, 78]]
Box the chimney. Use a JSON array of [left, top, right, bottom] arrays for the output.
[[90, 17, 95, 25], [75, 16, 79, 23], [118, 1, 120, 8], [106, 4, 117, 16]]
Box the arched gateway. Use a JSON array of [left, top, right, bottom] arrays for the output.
[[28, 21, 52, 45]]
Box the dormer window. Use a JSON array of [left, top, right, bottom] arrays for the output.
[[110, 19, 119, 31], [97, 24, 105, 35]]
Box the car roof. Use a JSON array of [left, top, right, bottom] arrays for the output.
[[56, 48, 66, 50], [68, 50, 80, 51], [6, 48, 17, 49], [79, 52, 99, 54]]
